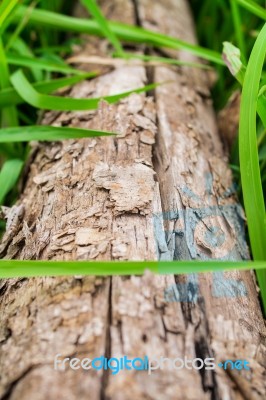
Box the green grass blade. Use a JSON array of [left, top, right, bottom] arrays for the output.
[[239, 23, 266, 312], [0, 40, 12, 90], [10, 69, 162, 111], [0, 159, 23, 205], [0, 0, 20, 27], [13, 5, 224, 65], [229, 0, 247, 62], [236, 0, 266, 20], [7, 36, 43, 81], [259, 142, 266, 161], [6, 53, 86, 75], [223, 42, 266, 128], [0, 73, 95, 108], [112, 51, 212, 69], [5, 1, 38, 51], [0, 125, 116, 143], [0, 38, 18, 127], [259, 85, 266, 97], [0, 260, 265, 278], [257, 94, 266, 129], [81, 0, 124, 57]]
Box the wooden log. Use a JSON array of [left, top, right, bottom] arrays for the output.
[[0, 1, 265, 399]]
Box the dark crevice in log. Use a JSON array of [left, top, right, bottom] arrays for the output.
[[131, 0, 142, 27], [100, 279, 112, 400], [194, 298, 220, 399], [1, 364, 42, 400]]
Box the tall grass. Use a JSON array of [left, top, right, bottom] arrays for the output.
[[238, 22, 266, 308]]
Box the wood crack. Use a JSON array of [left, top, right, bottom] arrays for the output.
[[100, 279, 112, 400]]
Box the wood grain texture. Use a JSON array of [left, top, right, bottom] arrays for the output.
[[0, 0, 265, 399]]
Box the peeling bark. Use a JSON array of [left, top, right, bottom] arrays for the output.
[[0, 1, 265, 399]]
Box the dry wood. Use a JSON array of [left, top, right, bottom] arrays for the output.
[[218, 91, 241, 149], [0, 0, 265, 399]]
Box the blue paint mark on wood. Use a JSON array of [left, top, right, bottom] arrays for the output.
[[155, 176, 249, 302]]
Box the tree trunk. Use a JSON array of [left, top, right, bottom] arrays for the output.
[[0, 1, 265, 399]]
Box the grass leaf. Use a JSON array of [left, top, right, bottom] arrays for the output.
[[236, 0, 266, 20], [5, 1, 38, 51], [7, 36, 43, 81], [6, 53, 87, 75], [0, 73, 95, 108], [81, 0, 125, 57], [0, 260, 265, 278], [10, 69, 162, 111], [0, 159, 23, 205], [112, 51, 212, 69], [229, 0, 246, 62], [0, 125, 116, 143], [239, 22, 266, 311], [0, 38, 18, 127], [0, 0, 20, 27], [13, 5, 224, 65]]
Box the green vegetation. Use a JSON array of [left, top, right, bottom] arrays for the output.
[[0, 0, 265, 311], [0, 259, 265, 278], [238, 23, 266, 307]]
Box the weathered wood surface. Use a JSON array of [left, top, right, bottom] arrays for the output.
[[0, 0, 265, 399]]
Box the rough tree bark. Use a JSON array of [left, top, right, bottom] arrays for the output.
[[0, 0, 265, 399]]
